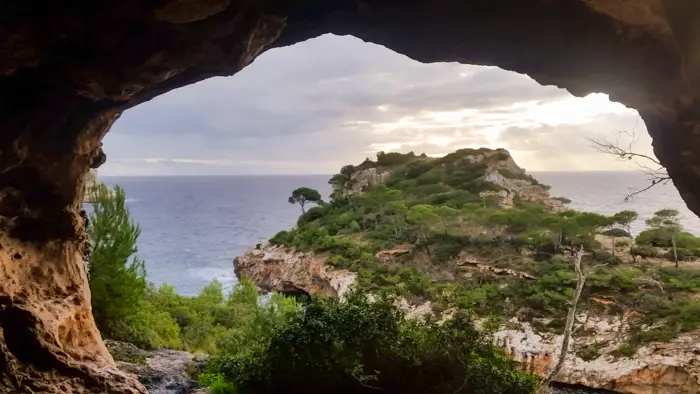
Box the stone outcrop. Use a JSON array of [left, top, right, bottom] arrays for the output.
[[333, 167, 392, 199], [233, 241, 356, 298], [494, 316, 700, 394], [84, 169, 98, 203], [106, 340, 209, 394], [4, 1, 700, 391], [475, 150, 567, 211], [234, 241, 700, 393]]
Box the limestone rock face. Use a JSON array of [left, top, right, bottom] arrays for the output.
[[494, 316, 700, 394], [474, 150, 566, 211], [4, 1, 700, 392], [84, 169, 98, 203], [333, 167, 392, 198], [234, 242, 700, 393], [233, 241, 356, 298]]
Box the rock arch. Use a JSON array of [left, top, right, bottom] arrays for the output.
[[2, 1, 700, 392]]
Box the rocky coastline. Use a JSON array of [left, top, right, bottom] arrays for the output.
[[233, 148, 700, 394], [234, 242, 700, 394]]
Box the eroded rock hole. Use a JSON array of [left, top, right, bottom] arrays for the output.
[[0, 303, 57, 370]]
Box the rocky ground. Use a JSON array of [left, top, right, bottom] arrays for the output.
[[105, 340, 209, 394]]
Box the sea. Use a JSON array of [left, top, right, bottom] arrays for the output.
[[101, 171, 700, 297], [99, 171, 679, 394]]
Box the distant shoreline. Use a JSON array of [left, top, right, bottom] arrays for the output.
[[99, 170, 640, 178]]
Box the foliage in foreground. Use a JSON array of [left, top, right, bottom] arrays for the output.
[[206, 292, 539, 394], [88, 183, 300, 352], [87, 184, 147, 335]]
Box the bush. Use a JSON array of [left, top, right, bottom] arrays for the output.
[[211, 292, 539, 394], [591, 250, 622, 266], [198, 373, 238, 394], [270, 230, 294, 245], [576, 343, 603, 361], [666, 247, 698, 261], [297, 205, 329, 226], [109, 300, 182, 350], [611, 342, 637, 359], [429, 234, 470, 262], [376, 151, 416, 167], [602, 228, 632, 238], [630, 244, 658, 258]]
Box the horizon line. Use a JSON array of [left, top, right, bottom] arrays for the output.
[[100, 170, 642, 177]]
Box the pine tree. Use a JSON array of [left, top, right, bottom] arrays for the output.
[[87, 183, 147, 333]]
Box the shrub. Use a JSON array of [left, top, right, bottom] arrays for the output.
[[634, 229, 700, 248], [270, 230, 294, 245], [602, 228, 632, 238], [198, 372, 238, 394], [611, 342, 637, 359], [630, 244, 658, 258], [109, 300, 182, 350], [87, 184, 147, 335], [297, 205, 328, 226], [591, 250, 622, 266], [376, 151, 416, 167], [212, 292, 539, 394], [666, 247, 698, 261], [576, 343, 603, 361]]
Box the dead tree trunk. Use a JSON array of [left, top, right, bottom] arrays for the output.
[[672, 234, 678, 268], [542, 245, 586, 388]]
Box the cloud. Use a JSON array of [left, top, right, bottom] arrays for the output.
[[101, 33, 651, 176]]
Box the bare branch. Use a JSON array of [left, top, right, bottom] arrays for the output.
[[587, 129, 670, 201], [623, 176, 672, 202]]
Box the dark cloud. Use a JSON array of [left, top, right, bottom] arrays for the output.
[[102, 34, 647, 175]]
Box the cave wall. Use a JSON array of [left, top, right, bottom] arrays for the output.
[[2, 0, 700, 392]]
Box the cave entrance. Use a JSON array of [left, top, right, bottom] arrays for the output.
[[2, 2, 700, 393]]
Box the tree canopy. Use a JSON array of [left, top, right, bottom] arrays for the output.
[[87, 184, 147, 333], [288, 187, 322, 214]]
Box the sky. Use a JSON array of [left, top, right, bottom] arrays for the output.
[[101, 33, 654, 176]]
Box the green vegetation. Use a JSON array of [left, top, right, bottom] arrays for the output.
[[87, 184, 147, 335], [645, 209, 682, 267], [88, 183, 300, 352], [206, 292, 538, 394], [89, 180, 538, 394], [88, 148, 700, 393], [288, 187, 323, 214], [276, 149, 700, 349]]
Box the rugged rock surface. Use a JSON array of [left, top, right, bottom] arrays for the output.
[[4, 1, 700, 392], [495, 316, 700, 394], [106, 340, 209, 394], [234, 242, 700, 394], [332, 167, 392, 199], [234, 240, 356, 298], [84, 169, 98, 203], [471, 149, 567, 211]]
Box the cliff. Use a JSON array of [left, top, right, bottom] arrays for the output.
[[235, 244, 700, 394], [331, 148, 566, 210], [234, 148, 700, 394], [234, 241, 356, 299]]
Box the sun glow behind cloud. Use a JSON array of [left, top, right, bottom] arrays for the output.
[[363, 93, 640, 167], [103, 34, 652, 175]]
